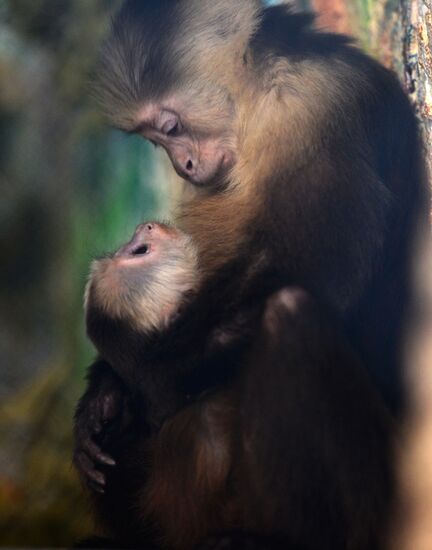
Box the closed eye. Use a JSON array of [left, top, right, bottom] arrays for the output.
[[162, 118, 182, 137], [167, 122, 179, 137]]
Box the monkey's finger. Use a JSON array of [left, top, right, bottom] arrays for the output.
[[82, 437, 116, 466], [74, 451, 107, 487], [90, 445, 116, 467], [102, 393, 121, 422], [87, 409, 103, 434], [87, 480, 105, 495]]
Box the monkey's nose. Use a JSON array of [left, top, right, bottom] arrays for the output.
[[135, 222, 154, 236], [115, 223, 156, 258], [135, 221, 174, 240], [173, 156, 195, 180]]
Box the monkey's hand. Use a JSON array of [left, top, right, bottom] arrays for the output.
[[73, 359, 133, 493]]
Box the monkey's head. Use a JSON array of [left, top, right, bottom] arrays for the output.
[[95, 0, 263, 188], [85, 222, 199, 363]]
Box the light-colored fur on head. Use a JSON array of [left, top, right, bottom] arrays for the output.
[[84, 231, 199, 335], [95, 0, 263, 129]]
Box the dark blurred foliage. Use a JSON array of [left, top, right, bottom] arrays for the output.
[[0, 0, 167, 545]]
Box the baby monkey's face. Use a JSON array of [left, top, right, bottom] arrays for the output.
[[85, 222, 199, 335]]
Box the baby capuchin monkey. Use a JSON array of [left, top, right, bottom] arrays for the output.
[[80, 222, 394, 550], [85, 222, 202, 429], [84, 221, 252, 432], [83, 221, 247, 547]]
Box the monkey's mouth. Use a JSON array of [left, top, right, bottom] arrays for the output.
[[112, 222, 159, 263], [189, 160, 230, 189], [115, 241, 151, 259], [131, 244, 149, 256]]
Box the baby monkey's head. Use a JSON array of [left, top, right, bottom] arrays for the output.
[[85, 222, 199, 361]]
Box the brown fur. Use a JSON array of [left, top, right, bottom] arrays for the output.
[[74, 2, 427, 548], [84, 224, 243, 548], [143, 393, 239, 549]]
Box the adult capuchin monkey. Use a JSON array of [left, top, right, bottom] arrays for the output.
[[80, 221, 393, 550], [74, 0, 427, 548]]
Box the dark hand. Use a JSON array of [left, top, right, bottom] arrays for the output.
[[73, 361, 133, 493]]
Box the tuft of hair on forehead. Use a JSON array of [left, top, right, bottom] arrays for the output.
[[94, 0, 263, 129]]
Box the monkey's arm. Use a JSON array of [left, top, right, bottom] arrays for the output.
[[73, 358, 135, 493]]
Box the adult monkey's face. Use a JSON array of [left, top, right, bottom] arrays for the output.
[[130, 96, 237, 188], [94, 0, 261, 188]]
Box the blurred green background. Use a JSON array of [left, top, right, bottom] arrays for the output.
[[0, 0, 172, 545]]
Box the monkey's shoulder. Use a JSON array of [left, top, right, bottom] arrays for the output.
[[253, 5, 410, 117]]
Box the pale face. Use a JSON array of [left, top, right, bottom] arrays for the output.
[[132, 100, 236, 187], [85, 222, 199, 334]]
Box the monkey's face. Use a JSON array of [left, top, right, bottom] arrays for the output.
[[85, 222, 199, 338], [131, 98, 237, 188], [94, 0, 259, 189]]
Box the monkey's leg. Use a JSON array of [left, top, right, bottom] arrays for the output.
[[237, 288, 394, 550]]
